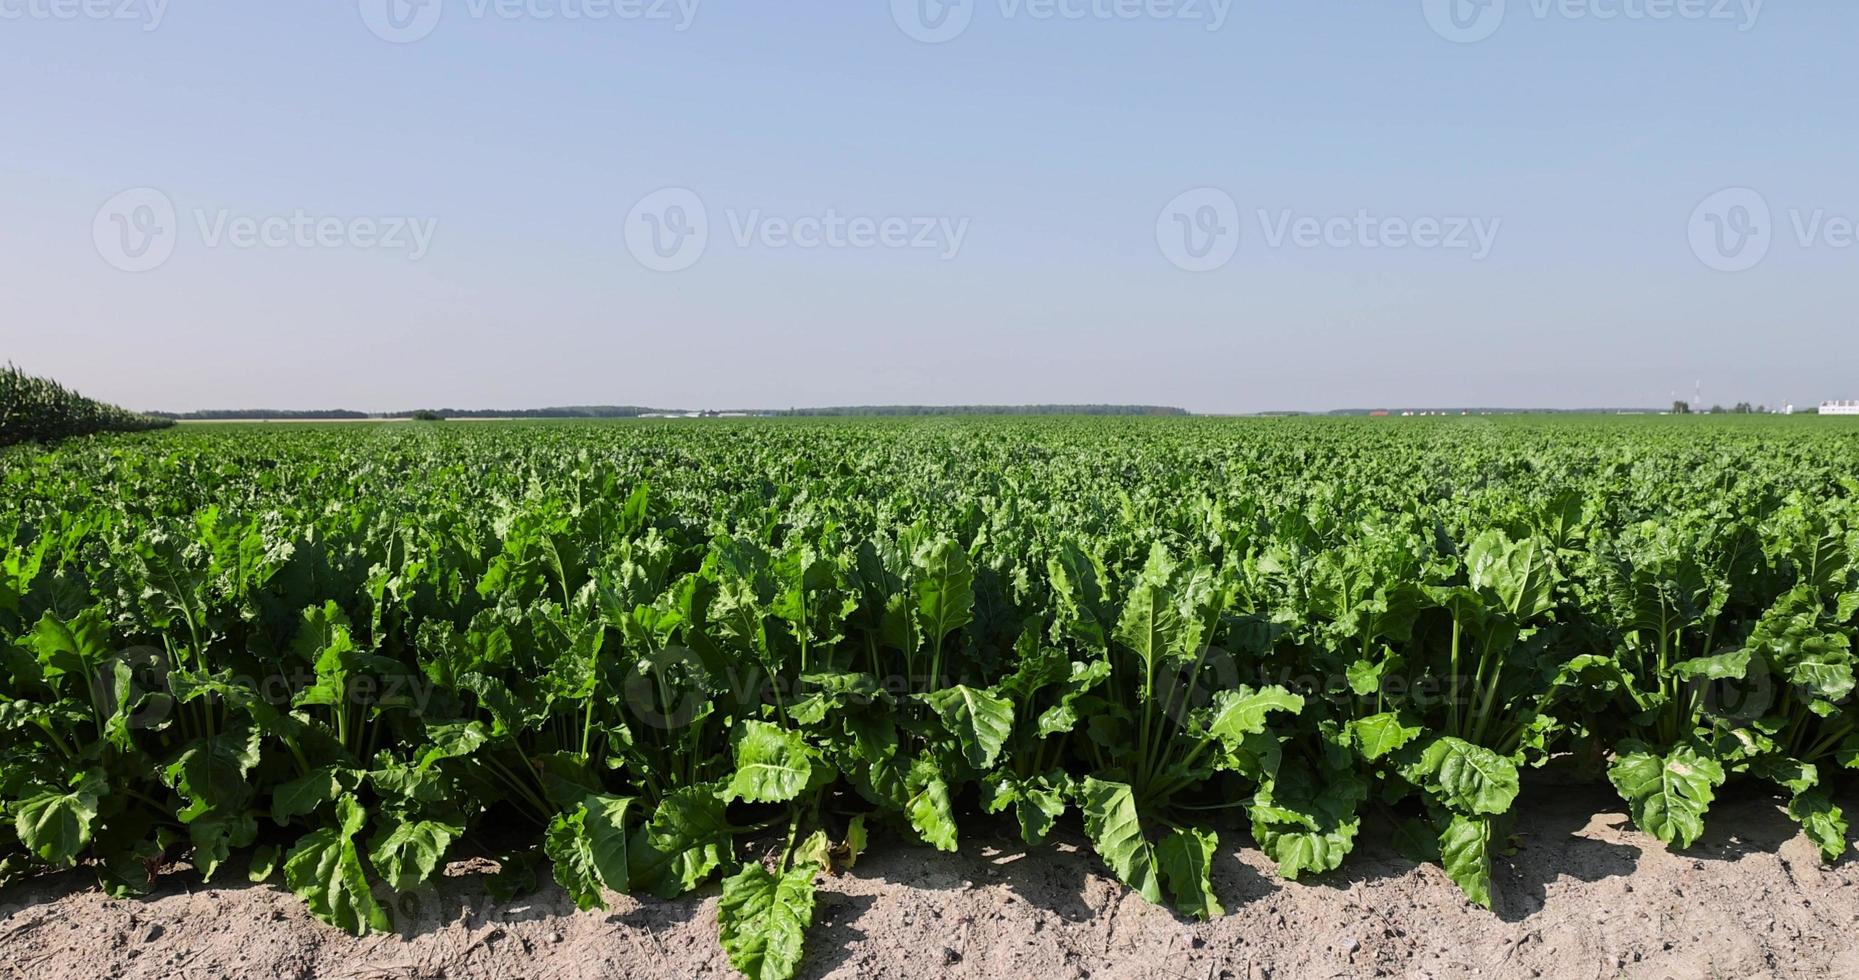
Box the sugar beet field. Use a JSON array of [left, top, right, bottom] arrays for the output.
[[4, 416, 1859, 978]]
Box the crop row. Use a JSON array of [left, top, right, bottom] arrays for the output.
[[0, 365, 173, 447], [2, 420, 1856, 978]]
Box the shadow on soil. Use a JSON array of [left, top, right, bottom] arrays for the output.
[[1489, 783, 1643, 922], [838, 819, 1100, 925], [4, 778, 1853, 978]]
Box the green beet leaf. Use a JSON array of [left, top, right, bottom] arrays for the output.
[[921, 684, 1015, 769], [282, 796, 391, 935], [1608, 741, 1726, 850], [1155, 826, 1223, 920], [726, 721, 815, 805], [1079, 777, 1161, 903], [14, 771, 105, 867], [718, 862, 819, 980], [1407, 737, 1520, 816], [1437, 812, 1496, 908], [370, 818, 463, 892], [1787, 788, 1848, 864]]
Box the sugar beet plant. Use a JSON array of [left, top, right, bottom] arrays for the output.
[[3, 415, 1858, 978]]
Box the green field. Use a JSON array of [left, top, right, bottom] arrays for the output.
[[4, 415, 1857, 979]]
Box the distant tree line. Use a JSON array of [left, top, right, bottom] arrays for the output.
[[152, 409, 374, 420], [148, 406, 661, 421], [148, 404, 1191, 420], [1, 365, 174, 447], [760, 405, 1190, 417], [1671, 402, 1771, 415], [404, 406, 663, 419], [1331, 407, 1659, 416]]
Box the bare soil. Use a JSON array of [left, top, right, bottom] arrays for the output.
[[3, 784, 1856, 980]]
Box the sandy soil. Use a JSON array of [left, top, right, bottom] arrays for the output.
[[2, 784, 1856, 980]]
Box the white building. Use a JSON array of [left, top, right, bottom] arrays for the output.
[[1821, 401, 1859, 416]]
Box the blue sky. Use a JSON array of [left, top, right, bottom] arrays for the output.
[[2, 1, 1854, 413]]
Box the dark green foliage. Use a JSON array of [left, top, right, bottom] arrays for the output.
[[0, 365, 172, 446], [1, 415, 1856, 977]]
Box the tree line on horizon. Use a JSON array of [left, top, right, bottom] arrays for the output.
[[150, 404, 1192, 420]]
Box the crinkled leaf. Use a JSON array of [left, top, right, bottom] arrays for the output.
[[272, 767, 356, 827], [922, 685, 1014, 769], [1155, 826, 1223, 920], [14, 772, 104, 866], [1466, 530, 1557, 621], [726, 721, 815, 805], [912, 537, 974, 648], [30, 608, 110, 680], [282, 796, 390, 936], [1350, 712, 1423, 761], [546, 807, 607, 911], [841, 815, 868, 870], [247, 844, 279, 884], [627, 784, 729, 899], [1407, 737, 1520, 816], [1079, 777, 1161, 903], [1114, 545, 1183, 673], [1203, 685, 1304, 744], [369, 818, 462, 892], [1036, 659, 1112, 737], [1438, 812, 1495, 908], [1788, 789, 1848, 864], [982, 770, 1069, 846], [186, 811, 257, 882], [1608, 741, 1725, 850], [1250, 759, 1366, 879], [1672, 648, 1752, 681], [906, 770, 958, 853], [718, 862, 818, 980]]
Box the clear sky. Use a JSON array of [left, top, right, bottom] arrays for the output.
[[3, 1, 1855, 414]]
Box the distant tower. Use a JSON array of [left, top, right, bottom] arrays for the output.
[[1694, 380, 1702, 412]]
